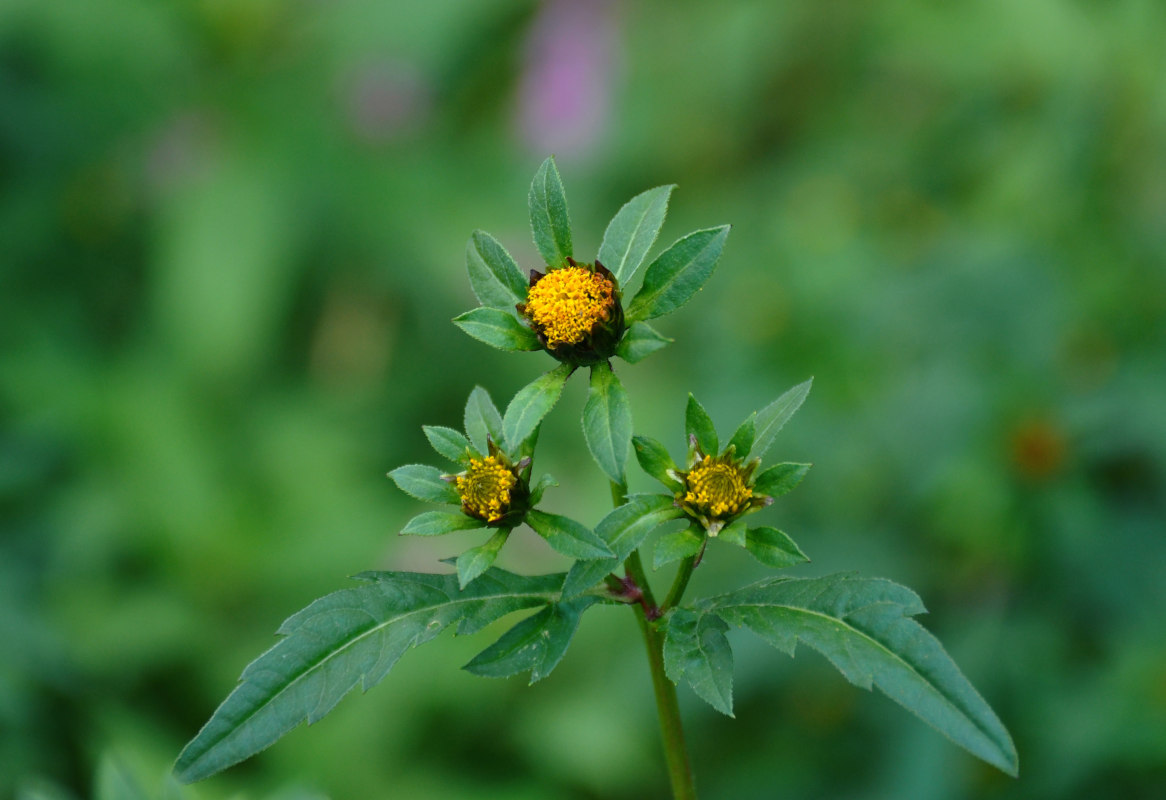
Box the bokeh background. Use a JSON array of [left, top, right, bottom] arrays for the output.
[[3, 0, 1165, 798]]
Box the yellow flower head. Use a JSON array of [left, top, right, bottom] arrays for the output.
[[522, 264, 616, 349], [681, 458, 753, 519], [456, 456, 517, 523]]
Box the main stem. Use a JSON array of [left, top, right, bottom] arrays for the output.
[[611, 481, 696, 800]]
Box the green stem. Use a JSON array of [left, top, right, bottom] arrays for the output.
[[611, 481, 697, 800], [661, 554, 697, 614]]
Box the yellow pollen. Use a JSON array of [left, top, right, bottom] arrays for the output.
[[455, 456, 516, 522], [683, 461, 752, 518], [523, 267, 615, 348]]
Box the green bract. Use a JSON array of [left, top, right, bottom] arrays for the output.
[[176, 160, 1017, 794]]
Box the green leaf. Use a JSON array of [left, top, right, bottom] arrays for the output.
[[625, 226, 730, 321], [718, 519, 748, 547], [752, 378, 812, 460], [685, 394, 718, 455], [529, 473, 558, 505], [174, 569, 564, 783], [526, 510, 613, 560], [423, 425, 472, 463], [753, 462, 812, 498], [562, 494, 684, 597], [401, 511, 484, 536], [598, 184, 674, 285], [654, 525, 705, 568], [464, 386, 504, 454], [582, 362, 632, 483], [727, 413, 755, 459], [456, 529, 509, 589], [388, 464, 460, 504], [528, 156, 573, 266], [463, 597, 596, 683], [502, 363, 572, 449], [466, 230, 529, 309], [615, 321, 673, 364], [663, 608, 734, 716], [632, 435, 682, 490], [453, 308, 541, 352], [701, 574, 1019, 776], [742, 526, 808, 569]]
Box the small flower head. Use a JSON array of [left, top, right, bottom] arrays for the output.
[[450, 439, 531, 526], [518, 259, 625, 365], [671, 440, 770, 536]]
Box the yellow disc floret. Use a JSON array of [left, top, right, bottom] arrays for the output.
[[682, 460, 753, 518], [456, 456, 517, 522], [523, 266, 616, 348]]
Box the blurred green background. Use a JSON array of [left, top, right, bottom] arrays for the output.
[[3, 0, 1165, 798]]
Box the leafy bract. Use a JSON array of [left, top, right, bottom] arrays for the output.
[[684, 574, 1019, 775], [464, 596, 597, 683], [401, 511, 484, 536], [663, 608, 734, 716], [453, 308, 541, 352], [528, 156, 572, 266], [632, 435, 681, 490], [466, 230, 528, 309], [598, 184, 674, 285], [654, 525, 704, 568], [502, 363, 572, 450], [464, 387, 504, 454], [582, 362, 632, 483], [752, 379, 812, 460], [175, 569, 564, 783], [626, 226, 730, 321], [423, 425, 471, 464], [685, 394, 718, 455], [456, 529, 509, 588], [388, 464, 460, 505], [753, 462, 811, 498], [615, 321, 673, 363], [526, 510, 613, 560]]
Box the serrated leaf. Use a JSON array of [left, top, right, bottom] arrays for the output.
[[466, 230, 528, 309], [502, 363, 572, 449], [463, 596, 596, 683], [654, 525, 704, 568], [528, 156, 573, 266], [685, 394, 718, 455], [701, 574, 1018, 776], [632, 435, 682, 490], [615, 321, 673, 364], [582, 362, 632, 483], [562, 494, 684, 597], [663, 607, 734, 716], [625, 226, 730, 321], [752, 378, 812, 460], [174, 569, 564, 783], [727, 414, 755, 459], [753, 462, 811, 498], [526, 510, 613, 559], [423, 425, 472, 463], [464, 386, 504, 454], [401, 511, 484, 536], [456, 529, 509, 588], [453, 308, 541, 351], [388, 464, 460, 504], [529, 473, 558, 505], [742, 526, 808, 569], [598, 184, 674, 285]]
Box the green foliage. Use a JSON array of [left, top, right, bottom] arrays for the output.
[[464, 597, 598, 683], [502, 363, 572, 448], [466, 230, 529, 310], [662, 608, 734, 716], [526, 510, 613, 560], [632, 435, 682, 490], [752, 462, 812, 498], [455, 530, 509, 589], [463, 386, 505, 454], [528, 156, 573, 266], [751, 379, 813, 461], [401, 510, 485, 536], [582, 362, 633, 483], [452, 307, 542, 351], [625, 227, 731, 321], [387, 464, 460, 504], [615, 321, 673, 363], [684, 394, 718, 455], [598, 185, 675, 285], [653, 526, 705, 569], [423, 425, 472, 464]]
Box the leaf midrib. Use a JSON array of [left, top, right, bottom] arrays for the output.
[[631, 231, 721, 317]]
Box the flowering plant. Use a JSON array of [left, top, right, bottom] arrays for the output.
[[175, 159, 1017, 797]]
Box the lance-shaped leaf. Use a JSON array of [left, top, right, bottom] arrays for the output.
[[663, 607, 734, 716], [174, 570, 564, 783], [401, 511, 484, 536], [526, 510, 613, 560], [563, 494, 685, 597], [528, 156, 573, 266], [456, 529, 510, 588], [753, 462, 811, 498], [699, 574, 1019, 776], [727, 414, 755, 458], [466, 230, 529, 309], [582, 362, 632, 483], [464, 596, 597, 683], [464, 386, 504, 454], [739, 526, 808, 569], [423, 425, 471, 464], [598, 184, 674, 285], [752, 378, 812, 460], [615, 321, 673, 364], [633, 435, 682, 490], [685, 394, 718, 455], [626, 226, 730, 321], [388, 464, 460, 504], [654, 525, 705, 569], [502, 363, 572, 449], [453, 308, 541, 352]]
